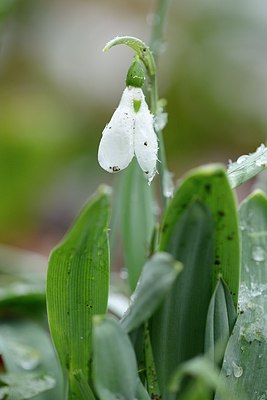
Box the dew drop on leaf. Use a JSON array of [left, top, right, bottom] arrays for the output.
[[251, 245, 266, 262], [232, 361, 243, 378]]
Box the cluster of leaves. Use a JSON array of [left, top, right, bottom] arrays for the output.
[[44, 152, 266, 399], [0, 139, 267, 400]]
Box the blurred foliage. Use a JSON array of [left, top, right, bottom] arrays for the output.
[[0, 0, 267, 250]]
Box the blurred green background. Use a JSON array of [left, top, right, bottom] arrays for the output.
[[0, 0, 267, 254]]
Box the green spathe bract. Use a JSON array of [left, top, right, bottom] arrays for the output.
[[126, 58, 145, 88], [46, 186, 111, 399]]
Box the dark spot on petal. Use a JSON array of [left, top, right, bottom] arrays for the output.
[[144, 141, 148, 146], [145, 171, 149, 174], [112, 166, 120, 172]]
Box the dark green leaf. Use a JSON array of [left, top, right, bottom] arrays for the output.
[[150, 165, 239, 398]]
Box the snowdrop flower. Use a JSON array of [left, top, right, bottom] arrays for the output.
[[98, 61, 158, 184]]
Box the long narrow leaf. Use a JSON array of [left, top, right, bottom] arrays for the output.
[[92, 315, 146, 400], [120, 252, 182, 333], [120, 159, 155, 292], [215, 190, 267, 400], [46, 186, 111, 398], [150, 165, 239, 398], [205, 279, 236, 364]]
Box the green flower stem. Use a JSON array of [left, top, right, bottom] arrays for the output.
[[149, 0, 172, 208], [150, 0, 172, 64]]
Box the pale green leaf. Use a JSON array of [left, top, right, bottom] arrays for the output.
[[92, 316, 140, 400], [120, 252, 182, 333], [227, 144, 267, 188], [215, 190, 267, 400]]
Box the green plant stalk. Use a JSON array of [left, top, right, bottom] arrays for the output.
[[149, 0, 171, 208]]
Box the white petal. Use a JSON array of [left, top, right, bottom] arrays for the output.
[[134, 98, 158, 183], [98, 88, 135, 173]]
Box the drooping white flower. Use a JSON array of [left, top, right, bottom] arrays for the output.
[[98, 86, 158, 183]]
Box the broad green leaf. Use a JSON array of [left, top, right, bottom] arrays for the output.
[[120, 252, 182, 333], [169, 356, 237, 400], [205, 279, 236, 364], [150, 165, 239, 398], [160, 165, 240, 305], [150, 200, 214, 398], [0, 372, 55, 400], [92, 315, 141, 400], [215, 190, 267, 400], [0, 320, 64, 400], [46, 186, 111, 398], [227, 144, 267, 188], [120, 159, 155, 292]]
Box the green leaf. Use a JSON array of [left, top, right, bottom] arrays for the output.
[[150, 165, 239, 398], [46, 186, 111, 398], [72, 370, 96, 400], [120, 159, 155, 292], [169, 356, 237, 400], [160, 165, 240, 306], [205, 279, 236, 364], [227, 144, 267, 188], [92, 316, 141, 400], [0, 372, 55, 400], [144, 323, 161, 398], [215, 190, 267, 400], [120, 252, 182, 333], [0, 320, 64, 400]]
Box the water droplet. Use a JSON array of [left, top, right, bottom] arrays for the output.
[[225, 368, 232, 377], [120, 269, 128, 280], [80, 336, 84, 340], [236, 155, 249, 164], [232, 361, 243, 378], [259, 353, 263, 359], [252, 246, 265, 262]]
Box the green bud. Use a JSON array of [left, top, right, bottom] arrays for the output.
[[126, 59, 145, 88]]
